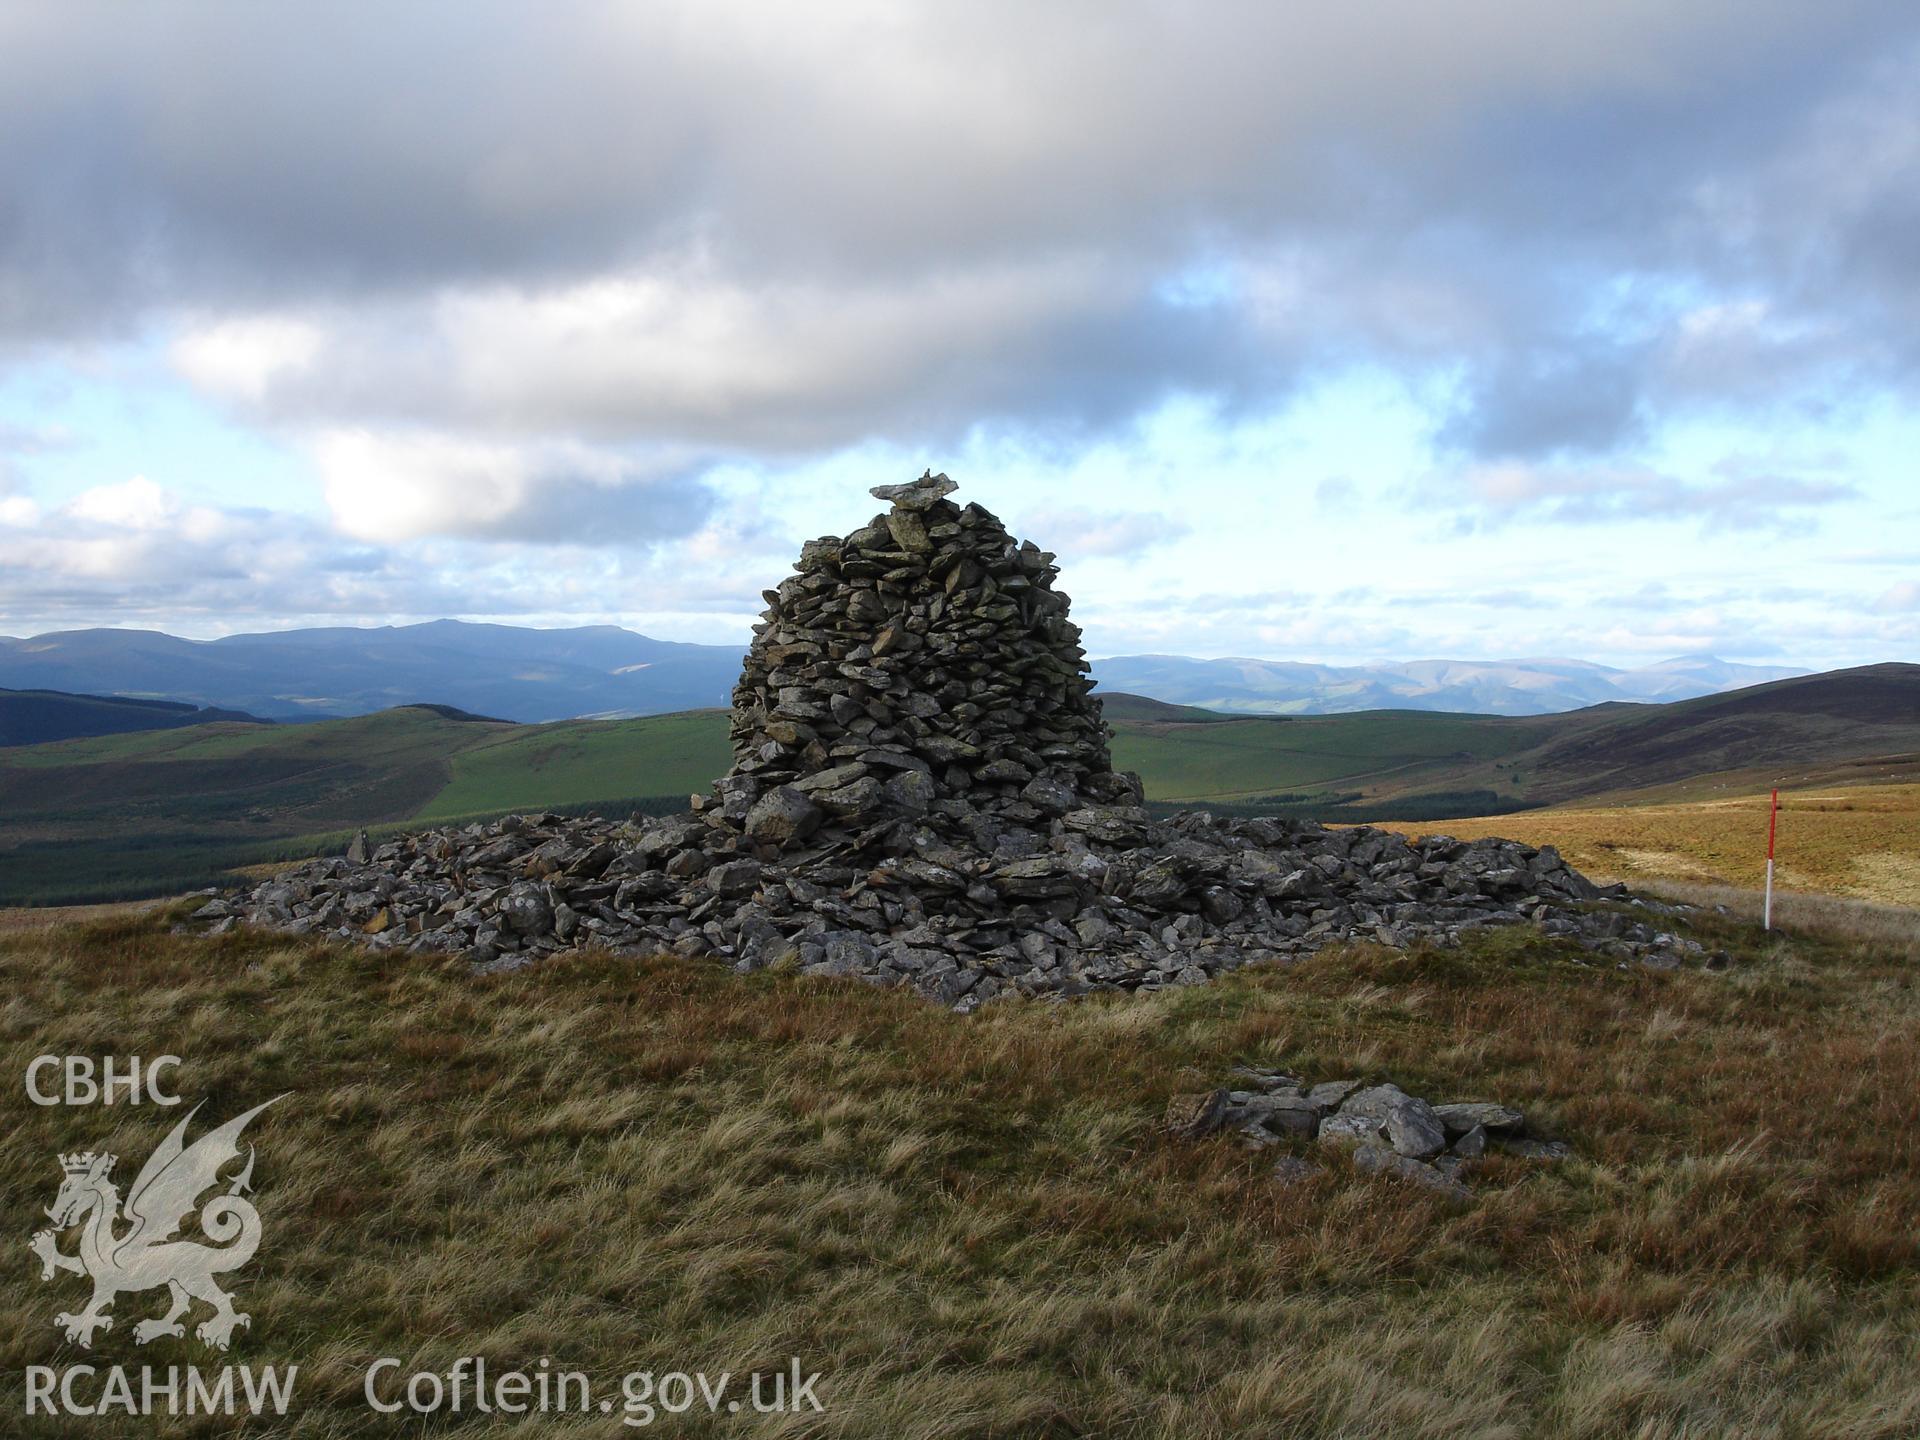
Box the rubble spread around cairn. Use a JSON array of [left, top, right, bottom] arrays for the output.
[[212, 473, 1716, 1008]]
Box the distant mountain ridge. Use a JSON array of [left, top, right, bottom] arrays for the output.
[[1089, 652, 1809, 717], [0, 621, 744, 723], [0, 621, 1809, 722]]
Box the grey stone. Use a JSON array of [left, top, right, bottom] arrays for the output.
[[823, 932, 876, 970], [1350, 1144, 1474, 1203], [1020, 776, 1076, 816], [1305, 1080, 1363, 1110], [1254, 1096, 1322, 1137], [882, 769, 938, 813], [706, 859, 765, 898], [500, 884, 553, 938], [815, 776, 886, 816], [1073, 911, 1114, 946], [1317, 1113, 1383, 1147], [791, 762, 871, 794], [744, 786, 822, 845], [1384, 1097, 1448, 1160], [1165, 1089, 1230, 1139], [870, 472, 958, 510], [1431, 1102, 1526, 1135], [1338, 1084, 1412, 1121]]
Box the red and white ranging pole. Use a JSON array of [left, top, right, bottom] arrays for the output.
[[1764, 788, 1779, 932]]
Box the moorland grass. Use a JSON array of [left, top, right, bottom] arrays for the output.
[[1, 903, 1917, 1436], [1377, 782, 1920, 909]]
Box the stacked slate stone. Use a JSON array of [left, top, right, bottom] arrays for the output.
[[709, 472, 1136, 843], [219, 475, 1711, 1007]]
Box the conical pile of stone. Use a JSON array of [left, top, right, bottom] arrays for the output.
[[705, 471, 1138, 849], [220, 475, 1709, 1007]]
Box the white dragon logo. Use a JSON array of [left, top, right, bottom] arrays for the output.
[[27, 1096, 284, 1350]]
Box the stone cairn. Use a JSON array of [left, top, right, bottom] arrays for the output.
[[212, 473, 1711, 1007]]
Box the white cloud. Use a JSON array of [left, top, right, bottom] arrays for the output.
[[65, 474, 175, 530], [310, 428, 714, 545], [1016, 507, 1189, 559], [170, 315, 322, 401], [315, 429, 557, 542]]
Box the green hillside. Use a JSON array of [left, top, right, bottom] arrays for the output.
[[1094, 691, 1232, 724], [1110, 709, 1540, 804], [0, 706, 735, 905], [417, 710, 735, 820]]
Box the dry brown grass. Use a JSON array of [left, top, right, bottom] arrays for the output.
[[0, 898, 169, 936], [1, 903, 1917, 1436], [1376, 781, 1920, 908], [1632, 879, 1920, 960]]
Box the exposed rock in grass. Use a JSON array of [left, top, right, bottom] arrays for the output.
[[1352, 1142, 1475, 1202], [1163, 1089, 1230, 1139], [1173, 1065, 1572, 1199], [218, 476, 1711, 1004]]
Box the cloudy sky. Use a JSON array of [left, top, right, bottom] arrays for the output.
[[1, 1, 1916, 667]]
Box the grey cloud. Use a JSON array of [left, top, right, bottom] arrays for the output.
[[1463, 590, 1538, 608], [442, 468, 715, 547], [1830, 549, 1920, 565], [1872, 580, 1920, 613], [174, 260, 1271, 452], [1442, 461, 1859, 530], [1315, 476, 1360, 511], [1, 2, 1916, 465], [1132, 588, 1319, 616], [1439, 344, 1649, 460], [1598, 581, 1852, 611], [0, 421, 72, 454]]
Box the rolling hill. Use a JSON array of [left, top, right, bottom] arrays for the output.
[[0, 705, 738, 904], [1, 665, 1913, 905], [0, 687, 272, 747], [1508, 663, 1920, 802]]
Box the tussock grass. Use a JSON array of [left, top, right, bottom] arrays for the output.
[[1634, 879, 1920, 962], [2, 904, 1918, 1436]]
